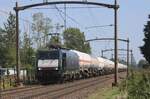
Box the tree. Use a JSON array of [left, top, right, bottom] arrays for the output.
[[20, 32, 35, 69], [49, 36, 61, 45], [32, 12, 44, 48], [4, 12, 16, 48], [1, 12, 16, 67], [43, 17, 53, 46], [32, 12, 52, 48], [0, 28, 9, 67], [140, 15, 150, 64], [63, 28, 91, 53], [138, 59, 149, 68]]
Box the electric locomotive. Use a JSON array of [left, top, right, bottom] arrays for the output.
[[37, 48, 80, 83]]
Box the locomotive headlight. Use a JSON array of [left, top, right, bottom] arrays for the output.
[[55, 67, 58, 70]]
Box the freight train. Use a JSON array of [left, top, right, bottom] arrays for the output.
[[36, 48, 127, 83]]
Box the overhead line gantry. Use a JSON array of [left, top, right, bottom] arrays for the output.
[[14, 0, 119, 86]]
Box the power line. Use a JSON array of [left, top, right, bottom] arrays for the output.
[[86, 5, 97, 26], [54, 5, 65, 23], [0, 9, 34, 25], [0, 9, 35, 42], [53, 5, 84, 28], [64, 4, 67, 30], [0, 8, 85, 30]]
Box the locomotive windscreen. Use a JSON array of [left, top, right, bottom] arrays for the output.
[[37, 51, 59, 68]]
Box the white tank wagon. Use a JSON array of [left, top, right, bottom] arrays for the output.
[[97, 57, 106, 75], [104, 59, 114, 69], [72, 50, 92, 70], [97, 57, 127, 74], [97, 57, 105, 69], [118, 63, 127, 72], [102, 58, 114, 74], [122, 64, 127, 69], [72, 50, 99, 77], [89, 56, 99, 76]]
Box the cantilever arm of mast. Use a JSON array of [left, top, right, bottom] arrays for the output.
[[85, 38, 128, 42], [102, 49, 132, 53], [14, 1, 119, 11]]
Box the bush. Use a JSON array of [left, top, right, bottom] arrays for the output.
[[120, 69, 150, 99]]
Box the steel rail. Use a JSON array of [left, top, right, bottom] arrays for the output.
[[20, 75, 113, 99]]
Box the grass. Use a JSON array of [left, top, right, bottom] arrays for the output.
[[0, 77, 16, 90], [125, 69, 150, 99], [88, 87, 123, 99], [89, 69, 150, 99]]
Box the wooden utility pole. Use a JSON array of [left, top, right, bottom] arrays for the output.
[[127, 38, 130, 77], [15, 2, 20, 85], [114, 0, 118, 86]]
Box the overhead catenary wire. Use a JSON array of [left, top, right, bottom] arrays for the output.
[[85, 4, 112, 38], [54, 5, 65, 24], [52, 5, 84, 28], [0, 9, 31, 40], [0, 9, 35, 27], [0, 9, 58, 38], [0, 9, 36, 50], [86, 4, 98, 26], [0, 7, 94, 31], [64, 4, 67, 30], [31, 5, 85, 28]]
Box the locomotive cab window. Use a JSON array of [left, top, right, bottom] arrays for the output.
[[62, 53, 66, 70], [37, 51, 59, 68], [38, 51, 59, 59]]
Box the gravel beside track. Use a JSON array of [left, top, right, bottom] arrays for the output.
[[1, 85, 44, 94], [0, 72, 126, 99], [59, 72, 126, 99]]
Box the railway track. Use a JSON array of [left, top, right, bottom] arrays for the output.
[[0, 72, 126, 99], [33, 76, 113, 99], [1, 85, 44, 95]]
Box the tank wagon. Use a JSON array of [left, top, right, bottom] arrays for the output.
[[36, 48, 127, 83]]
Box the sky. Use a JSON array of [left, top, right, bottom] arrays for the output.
[[0, 0, 150, 63]]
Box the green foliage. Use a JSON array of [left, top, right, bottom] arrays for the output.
[[120, 70, 150, 99], [6, 48, 16, 68], [0, 49, 9, 68], [49, 36, 61, 45], [63, 28, 91, 53], [140, 15, 150, 64], [20, 48, 35, 69], [0, 12, 36, 69], [88, 87, 124, 99], [0, 28, 7, 67], [138, 59, 149, 68], [43, 17, 53, 45], [0, 12, 16, 68], [4, 12, 16, 48], [20, 32, 35, 69]]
